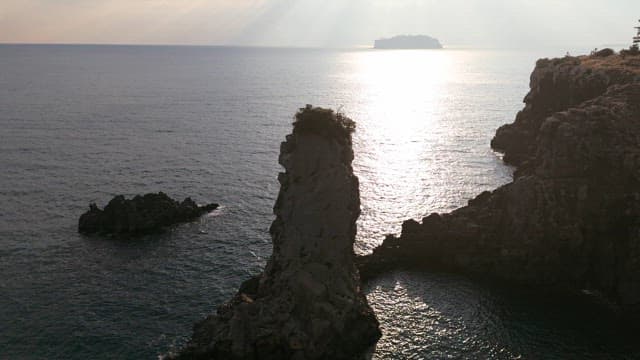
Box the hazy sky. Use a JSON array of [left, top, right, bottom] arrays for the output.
[[1, 0, 639, 48]]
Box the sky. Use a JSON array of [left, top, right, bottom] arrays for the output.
[[1, 0, 639, 48]]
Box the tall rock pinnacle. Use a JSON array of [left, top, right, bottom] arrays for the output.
[[172, 105, 381, 359]]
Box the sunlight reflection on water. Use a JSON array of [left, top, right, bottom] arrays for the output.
[[343, 50, 513, 254]]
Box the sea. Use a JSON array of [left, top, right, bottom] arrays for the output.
[[1, 44, 638, 359]]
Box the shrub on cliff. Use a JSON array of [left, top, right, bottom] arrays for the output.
[[292, 104, 355, 144], [621, 45, 640, 57], [593, 48, 615, 57]]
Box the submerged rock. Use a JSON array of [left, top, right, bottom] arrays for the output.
[[78, 192, 218, 234], [360, 52, 640, 308], [171, 105, 380, 359]]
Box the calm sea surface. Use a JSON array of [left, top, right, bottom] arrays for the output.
[[1, 45, 638, 359]]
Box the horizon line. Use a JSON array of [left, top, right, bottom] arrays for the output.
[[0, 41, 630, 52]]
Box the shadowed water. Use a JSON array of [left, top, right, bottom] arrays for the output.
[[1, 44, 638, 359]]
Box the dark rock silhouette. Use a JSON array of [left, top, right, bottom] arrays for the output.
[[170, 106, 380, 360], [78, 192, 218, 234], [492, 54, 640, 166], [360, 52, 640, 308], [594, 48, 615, 57], [374, 35, 443, 49]]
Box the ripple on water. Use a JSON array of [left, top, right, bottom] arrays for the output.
[[365, 271, 640, 359]]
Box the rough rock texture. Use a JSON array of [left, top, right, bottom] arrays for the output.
[[360, 53, 640, 307], [492, 54, 640, 167], [172, 106, 380, 360], [78, 192, 218, 234]]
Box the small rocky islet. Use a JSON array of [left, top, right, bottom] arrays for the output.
[[78, 192, 218, 235], [373, 34, 443, 49]]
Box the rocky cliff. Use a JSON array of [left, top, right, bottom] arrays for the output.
[[360, 51, 640, 307], [492, 52, 640, 167], [171, 106, 380, 359]]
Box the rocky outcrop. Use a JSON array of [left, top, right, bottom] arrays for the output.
[[360, 52, 640, 307], [171, 106, 380, 359], [492, 53, 640, 166], [78, 192, 218, 234]]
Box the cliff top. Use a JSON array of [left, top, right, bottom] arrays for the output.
[[580, 52, 640, 75], [535, 51, 640, 75]]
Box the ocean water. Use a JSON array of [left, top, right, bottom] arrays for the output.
[[0, 44, 637, 359]]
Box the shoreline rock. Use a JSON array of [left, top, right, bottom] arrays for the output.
[[170, 106, 380, 359], [360, 51, 640, 308], [78, 192, 218, 235]]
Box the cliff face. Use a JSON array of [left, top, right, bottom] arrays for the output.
[[492, 54, 640, 167], [360, 52, 640, 307], [173, 106, 380, 359]]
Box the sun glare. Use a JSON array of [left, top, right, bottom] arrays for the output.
[[346, 49, 454, 250]]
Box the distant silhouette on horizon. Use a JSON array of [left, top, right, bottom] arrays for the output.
[[374, 35, 443, 49]]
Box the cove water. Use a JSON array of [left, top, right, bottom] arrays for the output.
[[1, 44, 638, 359]]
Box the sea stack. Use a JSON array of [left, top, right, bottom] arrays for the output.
[[360, 51, 640, 308], [172, 106, 380, 359]]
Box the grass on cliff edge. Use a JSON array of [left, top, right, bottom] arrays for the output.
[[581, 54, 640, 75], [536, 49, 640, 76], [292, 105, 356, 143]]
